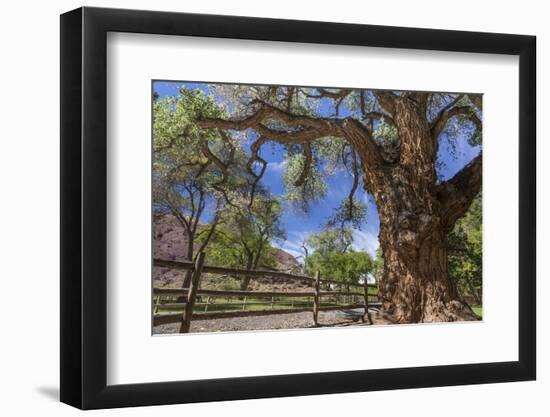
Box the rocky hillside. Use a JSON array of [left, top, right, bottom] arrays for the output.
[[153, 214, 303, 288]]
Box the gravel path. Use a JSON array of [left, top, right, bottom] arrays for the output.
[[153, 308, 393, 334]]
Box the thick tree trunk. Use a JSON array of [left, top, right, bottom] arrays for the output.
[[355, 96, 479, 323], [377, 218, 476, 323]]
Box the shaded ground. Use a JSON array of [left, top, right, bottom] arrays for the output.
[[153, 308, 393, 334]]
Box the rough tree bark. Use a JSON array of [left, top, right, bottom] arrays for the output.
[[361, 93, 480, 323], [198, 90, 482, 323]]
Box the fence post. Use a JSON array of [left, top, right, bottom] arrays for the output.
[[363, 280, 372, 324], [313, 271, 320, 326], [153, 295, 160, 314], [180, 252, 206, 333]]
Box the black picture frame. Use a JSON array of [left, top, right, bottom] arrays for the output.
[[60, 6, 536, 410]]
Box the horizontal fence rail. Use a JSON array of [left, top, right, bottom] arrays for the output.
[[153, 255, 380, 332], [153, 287, 368, 298], [154, 258, 373, 288], [155, 258, 316, 284], [153, 304, 368, 326]]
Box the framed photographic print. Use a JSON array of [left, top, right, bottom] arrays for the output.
[[60, 6, 536, 409]]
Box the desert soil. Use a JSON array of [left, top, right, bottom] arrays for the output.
[[153, 308, 393, 334]]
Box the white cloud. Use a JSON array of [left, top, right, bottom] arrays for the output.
[[352, 229, 379, 257], [287, 230, 310, 242], [266, 160, 286, 173]]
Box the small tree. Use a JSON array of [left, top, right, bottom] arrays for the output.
[[304, 227, 373, 287], [305, 227, 353, 256], [208, 196, 286, 289], [153, 88, 248, 287], [306, 251, 373, 286]]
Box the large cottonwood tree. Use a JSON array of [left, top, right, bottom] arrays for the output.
[[198, 86, 482, 323]]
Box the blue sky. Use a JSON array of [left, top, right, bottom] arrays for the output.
[[154, 81, 481, 261]]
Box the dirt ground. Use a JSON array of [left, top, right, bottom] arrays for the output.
[[153, 308, 393, 334]]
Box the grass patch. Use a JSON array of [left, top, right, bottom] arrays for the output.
[[156, 294, 374, 315], [471, 305, 482, 319]]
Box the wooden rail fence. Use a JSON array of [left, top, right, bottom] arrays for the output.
[[153, 253, 380, 333]]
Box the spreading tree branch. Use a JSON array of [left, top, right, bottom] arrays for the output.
[[169, 203, 190, 232], [467, 94, 482, 111], [294, 143, 313, 187], [359, 90, 395, 126], [200, 142, 227, 176], [198, 100, 340, 142], [247, 136, 268, 209], [408, 92, 430, 111], [372, 91, 398, 114], [349, 148, 360, 208], [199, 102, 382, 161], [195, 214, 221, 254], [198, 100, 385, 193], [301, 88, 352, 100], [437, 152, 482, 231], [431, 105, 481, 141]]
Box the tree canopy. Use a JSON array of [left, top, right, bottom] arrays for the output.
[[448, 194, 482, 304], [198, 87, 481, 221], [153, 82, 483, 323], [304, 228, 374, 285]]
